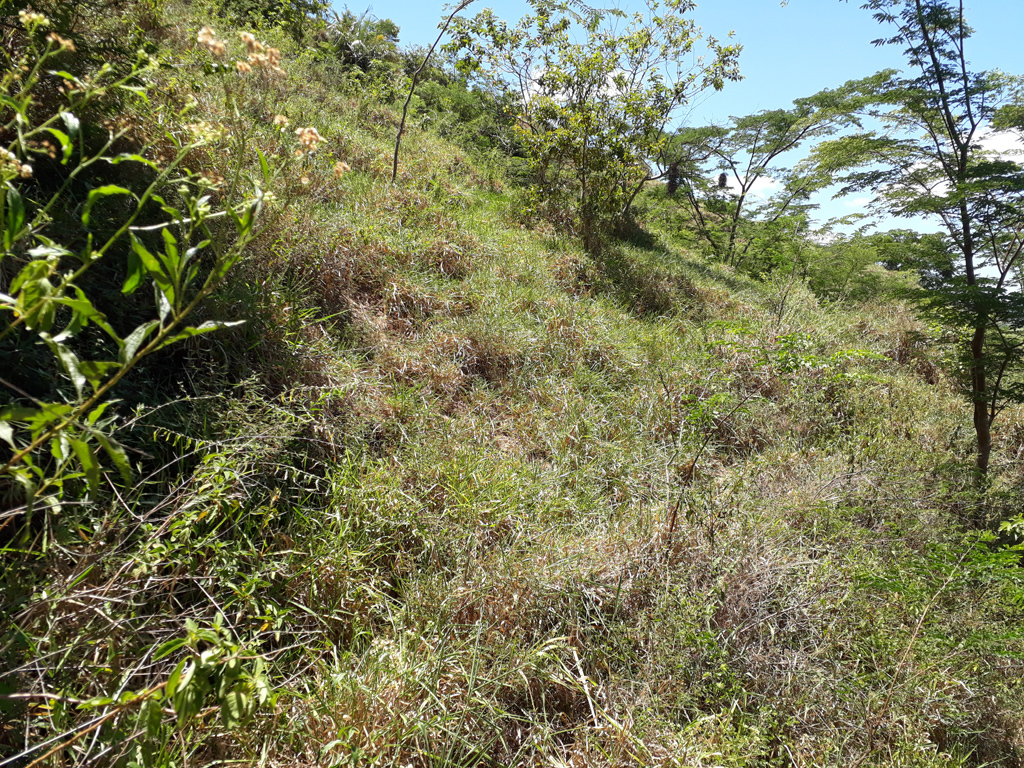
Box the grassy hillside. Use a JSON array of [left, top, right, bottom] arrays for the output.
[[2, 2, 1024, 767]]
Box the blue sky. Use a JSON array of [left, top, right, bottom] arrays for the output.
[[349, 0, 1024, 232], [358, 0, 1024, 123]]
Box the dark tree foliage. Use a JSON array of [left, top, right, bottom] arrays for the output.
[[870, 229, 956, 289]]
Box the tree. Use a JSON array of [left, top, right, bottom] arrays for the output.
[[446, 0, 740, 249], [670, 91, 857, 270], [815, 0, 1024, 476], [867, 228, 956, 289], [322, 8, 401, 70], [218, 0, 328, 42]]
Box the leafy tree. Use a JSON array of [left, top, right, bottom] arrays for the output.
[[806, 231, 913, 301], [670, 91, 856, 270], [446, 0, 740, 249], [218, 0, 328, 42], [814, 0, 1024, 476], [867, 228, 956, 289], [322, 8, 400, 70], [412, 73, 523, 157]]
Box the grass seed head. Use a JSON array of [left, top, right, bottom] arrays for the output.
[[295, 126, 322, 152], [197, 26, 227, 56], [46, 32, 75, 51]]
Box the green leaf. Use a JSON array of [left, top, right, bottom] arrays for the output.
[[42, 335, 86, 398], [141, 698, 162, 739], [171, 662, 208, 724], [26, 242, 70, 263], [128, 234, 174, 309], [116, 84, 149, 98], [254, 674, 271, 706], [82, 185, 134, 228], [173, 683, 204, 724], [68, 437, 100, 491], [48, 71, 81, 84], [0, 405, 53, 425], [178, 660, 196, 691], [256, 147, 271, 184], [107, 153, 159, 170], [158, 320, 244, 349], [46, 127, 73, 164], [61, 111, 80, 139], [91, 431, 132, 483], [56, 289, 117, 340], [5, 182, 25, 250], [150, 195, 183, 220], [51, 433, 68, 463], [77, 360, 121, 391], [166, 659, 187, 698], [0, 421, 14, 448], [222, 656, 242, 681], [84, 401, 113, 426], [10, 257, 54, 295], [199, 646, 222, 667], [220, 687, 250, 730], [160, 228, 180, 286], [155, 284, 172, 322], [13, 279, 57, 332], [123, 244, 145, 295], [154, 638, 187, 661], [120, 320, 159, 364]]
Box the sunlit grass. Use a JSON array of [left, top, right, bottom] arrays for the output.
[[4, 1, 1023, 766]]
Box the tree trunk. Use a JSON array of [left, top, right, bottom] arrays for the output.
[[970, 323, 991, 476], [620, 175, 647, 220]]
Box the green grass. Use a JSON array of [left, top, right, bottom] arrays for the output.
[[3, 2, 1024, 766]]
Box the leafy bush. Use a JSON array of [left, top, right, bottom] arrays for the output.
[[217, 0, 328, 43], [1, 19, 323, 764], [447, 0, 740, 248]]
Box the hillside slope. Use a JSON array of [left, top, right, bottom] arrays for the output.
[[2, 3, 1024, 767]]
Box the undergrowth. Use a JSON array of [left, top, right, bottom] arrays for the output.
[[2, 1, 1023, 767]]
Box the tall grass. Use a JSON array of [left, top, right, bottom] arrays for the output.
[[2, 1, 1023, 766]]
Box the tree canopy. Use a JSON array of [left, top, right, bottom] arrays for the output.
[[813, 0, 1024, 475]]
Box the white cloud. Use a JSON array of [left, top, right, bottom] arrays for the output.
[[722, 173, 780, 199], [843, 196, 873, 208], [978, 130, 1024, 158], [749, 176, 780, 194]]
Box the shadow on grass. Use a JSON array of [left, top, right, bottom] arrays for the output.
[[584, 221, 756, 319]]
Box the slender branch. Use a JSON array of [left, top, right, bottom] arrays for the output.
[[391, 0, 475, 183]]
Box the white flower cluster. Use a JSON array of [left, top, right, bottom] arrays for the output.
[[1, 148, 33, 179], [19, 9, 49, 28]]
